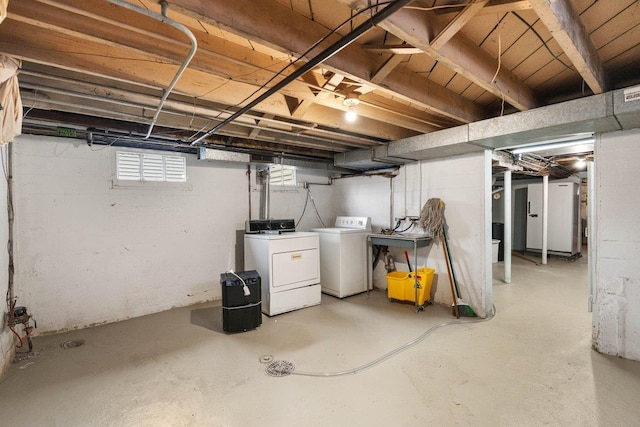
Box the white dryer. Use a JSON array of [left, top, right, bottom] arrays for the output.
[[313, 216, 371, 298], [244, 231, 321, 316]]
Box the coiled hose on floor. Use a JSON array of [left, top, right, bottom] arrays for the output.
[[265, 306, 496, 378]]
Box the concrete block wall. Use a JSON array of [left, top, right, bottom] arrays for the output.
[[12, 135, 248, 334], [332, 173, 393, 231], [593, 129, 640, 361], [258, 170, 334, 231], [332, 152, 492, 317], [10, 136, 336, 335]]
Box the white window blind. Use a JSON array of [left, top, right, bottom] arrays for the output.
[[269, 165, 296, 186], [165, 156, 186, 182], [116, 151, 186, 183], [116, 152, 141, 181], [142, 154, 165, 182]]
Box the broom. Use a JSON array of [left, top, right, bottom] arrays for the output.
[[420, 198, 476, 317], [442, 226, 476, 317]]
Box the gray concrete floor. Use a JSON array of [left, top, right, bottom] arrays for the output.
[[1, 254, 640, 426]]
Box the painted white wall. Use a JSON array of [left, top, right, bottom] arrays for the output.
[[0, 144, 12, 373], [269, 172, 334, 231], [593, 129, 640, 361], [246, 167, 333, 229], [333, 152, 491, 317], [13, 135, 248, 333], [333, 173, 393, 231]]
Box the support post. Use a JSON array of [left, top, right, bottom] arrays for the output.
[[542, 175, 549, 265], [504, 170, 512, 283], [587, 161, 596, 312]]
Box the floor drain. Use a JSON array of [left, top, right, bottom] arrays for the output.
[[259, 354, 274, 364], [266, 360, 295, 377], [60, 339, 85, 349]]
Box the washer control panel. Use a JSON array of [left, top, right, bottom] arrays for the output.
[[334, 216, 371, 230]]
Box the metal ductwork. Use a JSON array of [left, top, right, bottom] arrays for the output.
[[197, 147, 250, 163], [335, 84, 640, 171]]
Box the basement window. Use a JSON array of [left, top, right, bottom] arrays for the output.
[[269, 165, 296, 186], [116, 151, 186, 183]]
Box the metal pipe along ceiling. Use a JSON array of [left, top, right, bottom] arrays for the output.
[[105, 0, 198, 139], [190, 0, 416, 146]]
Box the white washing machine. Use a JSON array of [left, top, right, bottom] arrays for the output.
[[244, 231, 321, 316], [312, 216, 371, 298]]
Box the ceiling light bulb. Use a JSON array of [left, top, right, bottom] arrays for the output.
[[345, 108, 357, 122], [575, 158, 586, 168]]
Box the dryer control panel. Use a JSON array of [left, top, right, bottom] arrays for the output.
[[245, 219, 296, 233]]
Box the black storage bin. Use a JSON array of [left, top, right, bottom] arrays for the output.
[[220, 270, 262, 333], [492, 222, 505, 261]]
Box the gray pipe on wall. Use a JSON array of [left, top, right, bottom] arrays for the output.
[[260, 169, 270, 220], [105, 0, 198, 139]]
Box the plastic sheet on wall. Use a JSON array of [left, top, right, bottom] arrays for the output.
[[0, 0, 7, 24], [0, 55, 22, 145]]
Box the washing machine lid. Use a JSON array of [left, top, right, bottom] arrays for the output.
[[311, 227, 366, 234]]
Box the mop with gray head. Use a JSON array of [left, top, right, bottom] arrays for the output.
[[419, 198, 445, 238]]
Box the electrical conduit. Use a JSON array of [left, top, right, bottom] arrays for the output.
[[105, 0, 197, 139], [190, 0, 414, 145]]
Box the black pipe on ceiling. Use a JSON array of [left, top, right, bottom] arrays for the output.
[[191, 0, 414, 145]]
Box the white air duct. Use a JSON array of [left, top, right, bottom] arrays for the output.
[[197, 147, 250, 163]]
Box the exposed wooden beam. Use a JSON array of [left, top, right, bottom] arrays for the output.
[[249, 113, 274, 138], [163, 0, 488, 123], [19, 66, 409, 147], [371, 55, 405, 84], [361, 44, 423, 55], [437, 0, 532, 18], [291, 73, 344, 118], [528, 0, 609, 94], [10, 0, 306, 93], [9, 0, 449, 137], [342, 0, 538, 111], [2, 18, 421, 141], [20, 67, 401, 147], [430, 0, 489, 51]]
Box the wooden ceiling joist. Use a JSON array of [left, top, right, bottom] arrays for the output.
[[436, 0, 533, 19], [361, 44, 423, 55], [163, 0, 488, 124], [4, 0, 636, 168], [430, 0, 489, 51], [342, 0, 538, 111], [528, 0, 609, 94], [1, 29, 422, 141], [371, 55, 405, 84], [291, 73, 344, 119]]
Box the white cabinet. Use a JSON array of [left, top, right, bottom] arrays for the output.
[[526, 182, 581, 255]]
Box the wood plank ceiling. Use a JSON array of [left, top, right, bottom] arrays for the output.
[[2, 0, 639, 164]]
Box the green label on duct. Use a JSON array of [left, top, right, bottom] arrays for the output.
[[56, 127, 77, 138]]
